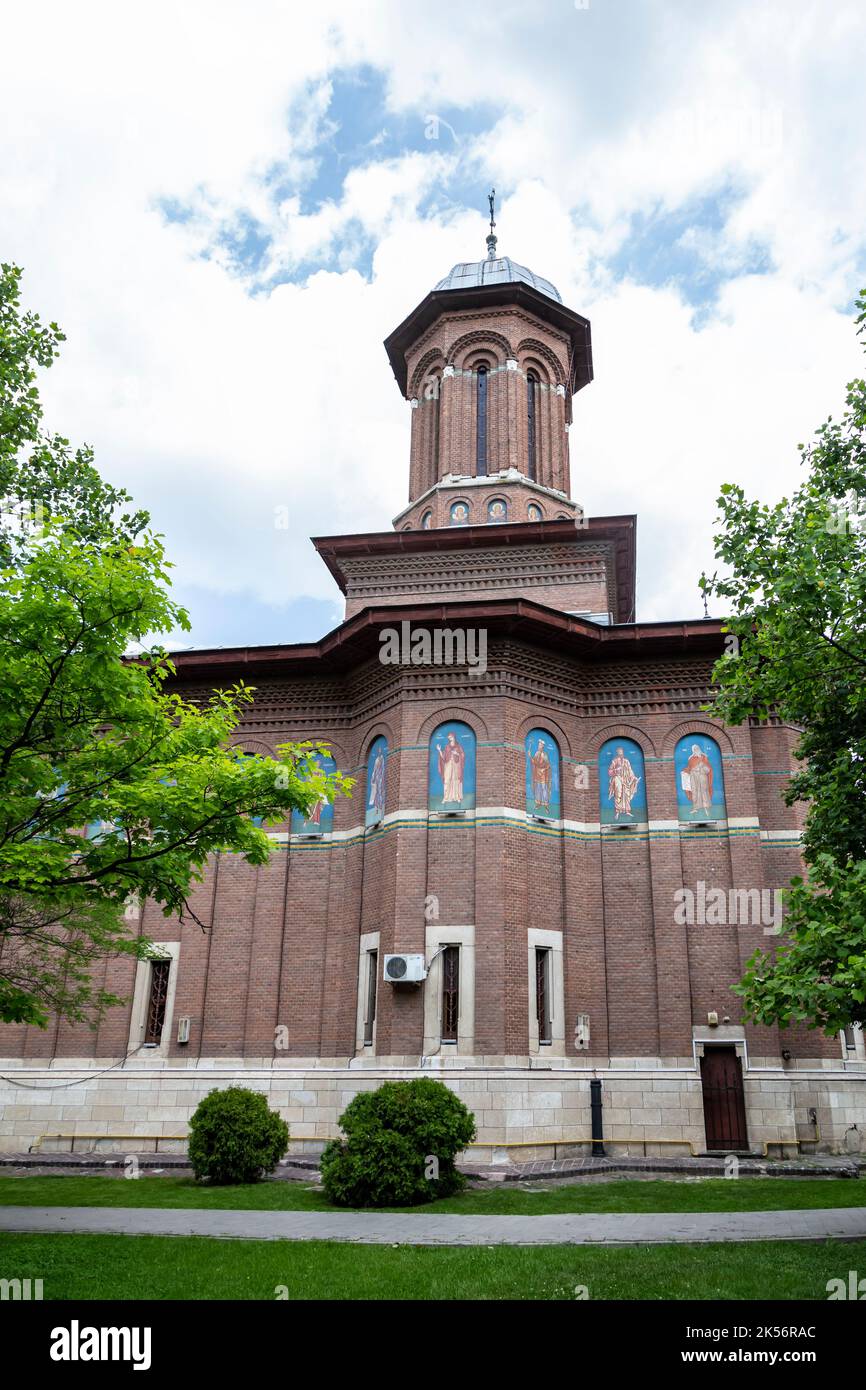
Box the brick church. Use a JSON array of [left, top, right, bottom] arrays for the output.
[[1, 214, 863, 1159]]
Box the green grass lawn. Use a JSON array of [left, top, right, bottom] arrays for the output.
[[0, 1173, 862, 1214], [0, 1231, 861, 1300]]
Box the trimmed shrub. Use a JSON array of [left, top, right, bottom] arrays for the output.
[[188, 1085, 289, 1185], [320, 1078, 476, 1207]]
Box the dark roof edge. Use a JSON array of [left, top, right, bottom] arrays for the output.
[[312, 514, 637, 625], [167, 595, 723, 683], [383, 281, 593, 398]]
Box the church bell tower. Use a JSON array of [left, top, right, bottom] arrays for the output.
[[315, 196, 634, 626], [383, 191, 594, 532]]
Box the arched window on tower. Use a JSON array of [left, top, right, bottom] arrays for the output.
[[430, 374, 441, 479], [527, 371, 538, 481], [476, 365, 488, 476]]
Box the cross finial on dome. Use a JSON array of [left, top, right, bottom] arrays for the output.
[[486, 187, 498, 260]]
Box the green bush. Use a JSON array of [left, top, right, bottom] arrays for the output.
[[320, 1078, 476, 1207], [188, 1086, 289, 1185]]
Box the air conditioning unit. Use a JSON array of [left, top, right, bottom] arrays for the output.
[[177, 1016, 191, 1044], [384, 953, 427, 983]]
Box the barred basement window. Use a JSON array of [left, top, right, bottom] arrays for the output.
[[441, 945, 460, 1042], [364, 950, 378, 1046], [535, 947, 552, 1044], [144, 959, 171, 1045], [527, 371, 538, 481], [476, 365, 488, 476]]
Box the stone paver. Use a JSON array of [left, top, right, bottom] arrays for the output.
[[0, 1204, 864, 1246]]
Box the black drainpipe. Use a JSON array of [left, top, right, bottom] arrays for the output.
[[590, 1077, 605, 1157]]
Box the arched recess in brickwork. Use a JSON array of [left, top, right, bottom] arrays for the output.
[[361, 722, 397, 763], [463, 348, 497, 372], [516, 337, 565, 385], [524, 727, 562, 821], [586, 724, 659, 758], [662, 719, 736, 758], [513, 711, 574, 760], [409, 347, 446, 399], [449, 329, 512, 371], [520, 355, 554, 388], [428, 718, 477, 813], [672, 731, 728, 824], [229, 737, 281, 829], [272, 733, 349, 767], [277, 734, 351, 829], [416, 705, 489, 745], [597, 736, 649, 825], [230, 735, 276, 757], [364, 733, 390, 827]]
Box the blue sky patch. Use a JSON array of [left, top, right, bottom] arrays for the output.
[[608, 186, 773, 312]]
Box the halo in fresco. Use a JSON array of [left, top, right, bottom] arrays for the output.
[[291, 751, 336, 835], [365, 737, 388, 827], [674, 735, 726, 822], [429, 721, 476, 812], [525, 729, 560, 819], [599, 737, 646, 824]]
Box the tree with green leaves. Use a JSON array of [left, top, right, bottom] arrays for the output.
[[0, 263, 351, 1028], [701, 291, 866, 1035]]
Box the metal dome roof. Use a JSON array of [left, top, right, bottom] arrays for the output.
[[433, 255, 563, 304]]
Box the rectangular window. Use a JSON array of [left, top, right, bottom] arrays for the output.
[[441, 945, 460, 1042], [535, 948, 552, 1044], [144, 959, 171, 1045], [363, 950, 378, 1046]]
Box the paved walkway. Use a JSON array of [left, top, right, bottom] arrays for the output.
[[3, 1150, 863, 1180], [0, 1205, 864, 1246]]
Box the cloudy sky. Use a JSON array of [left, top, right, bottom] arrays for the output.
[[2, 0, 864, 647]]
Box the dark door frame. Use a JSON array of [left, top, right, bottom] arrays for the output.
[[700, 1043, 749, 1152]]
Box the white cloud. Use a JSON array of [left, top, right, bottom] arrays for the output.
[[0, 0, 863, 636]]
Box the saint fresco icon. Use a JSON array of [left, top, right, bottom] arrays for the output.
[[291, 752, 336, 835], [599, 737, 646, 824], [450, 501, 469, 526], [428, 721, 476, 812], [525, 730, 560, 819], [675, 735, 726, 821], [365, 737, 388, 827], [488, 498, 507, 523], [527, 503, 543, 522]]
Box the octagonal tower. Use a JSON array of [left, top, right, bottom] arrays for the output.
[[384, 218, 593, 534]]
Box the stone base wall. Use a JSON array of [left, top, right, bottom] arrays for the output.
[[1, 1056, 863, 1160]]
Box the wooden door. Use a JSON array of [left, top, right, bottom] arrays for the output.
[[700, 1046, 748, 1150]]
